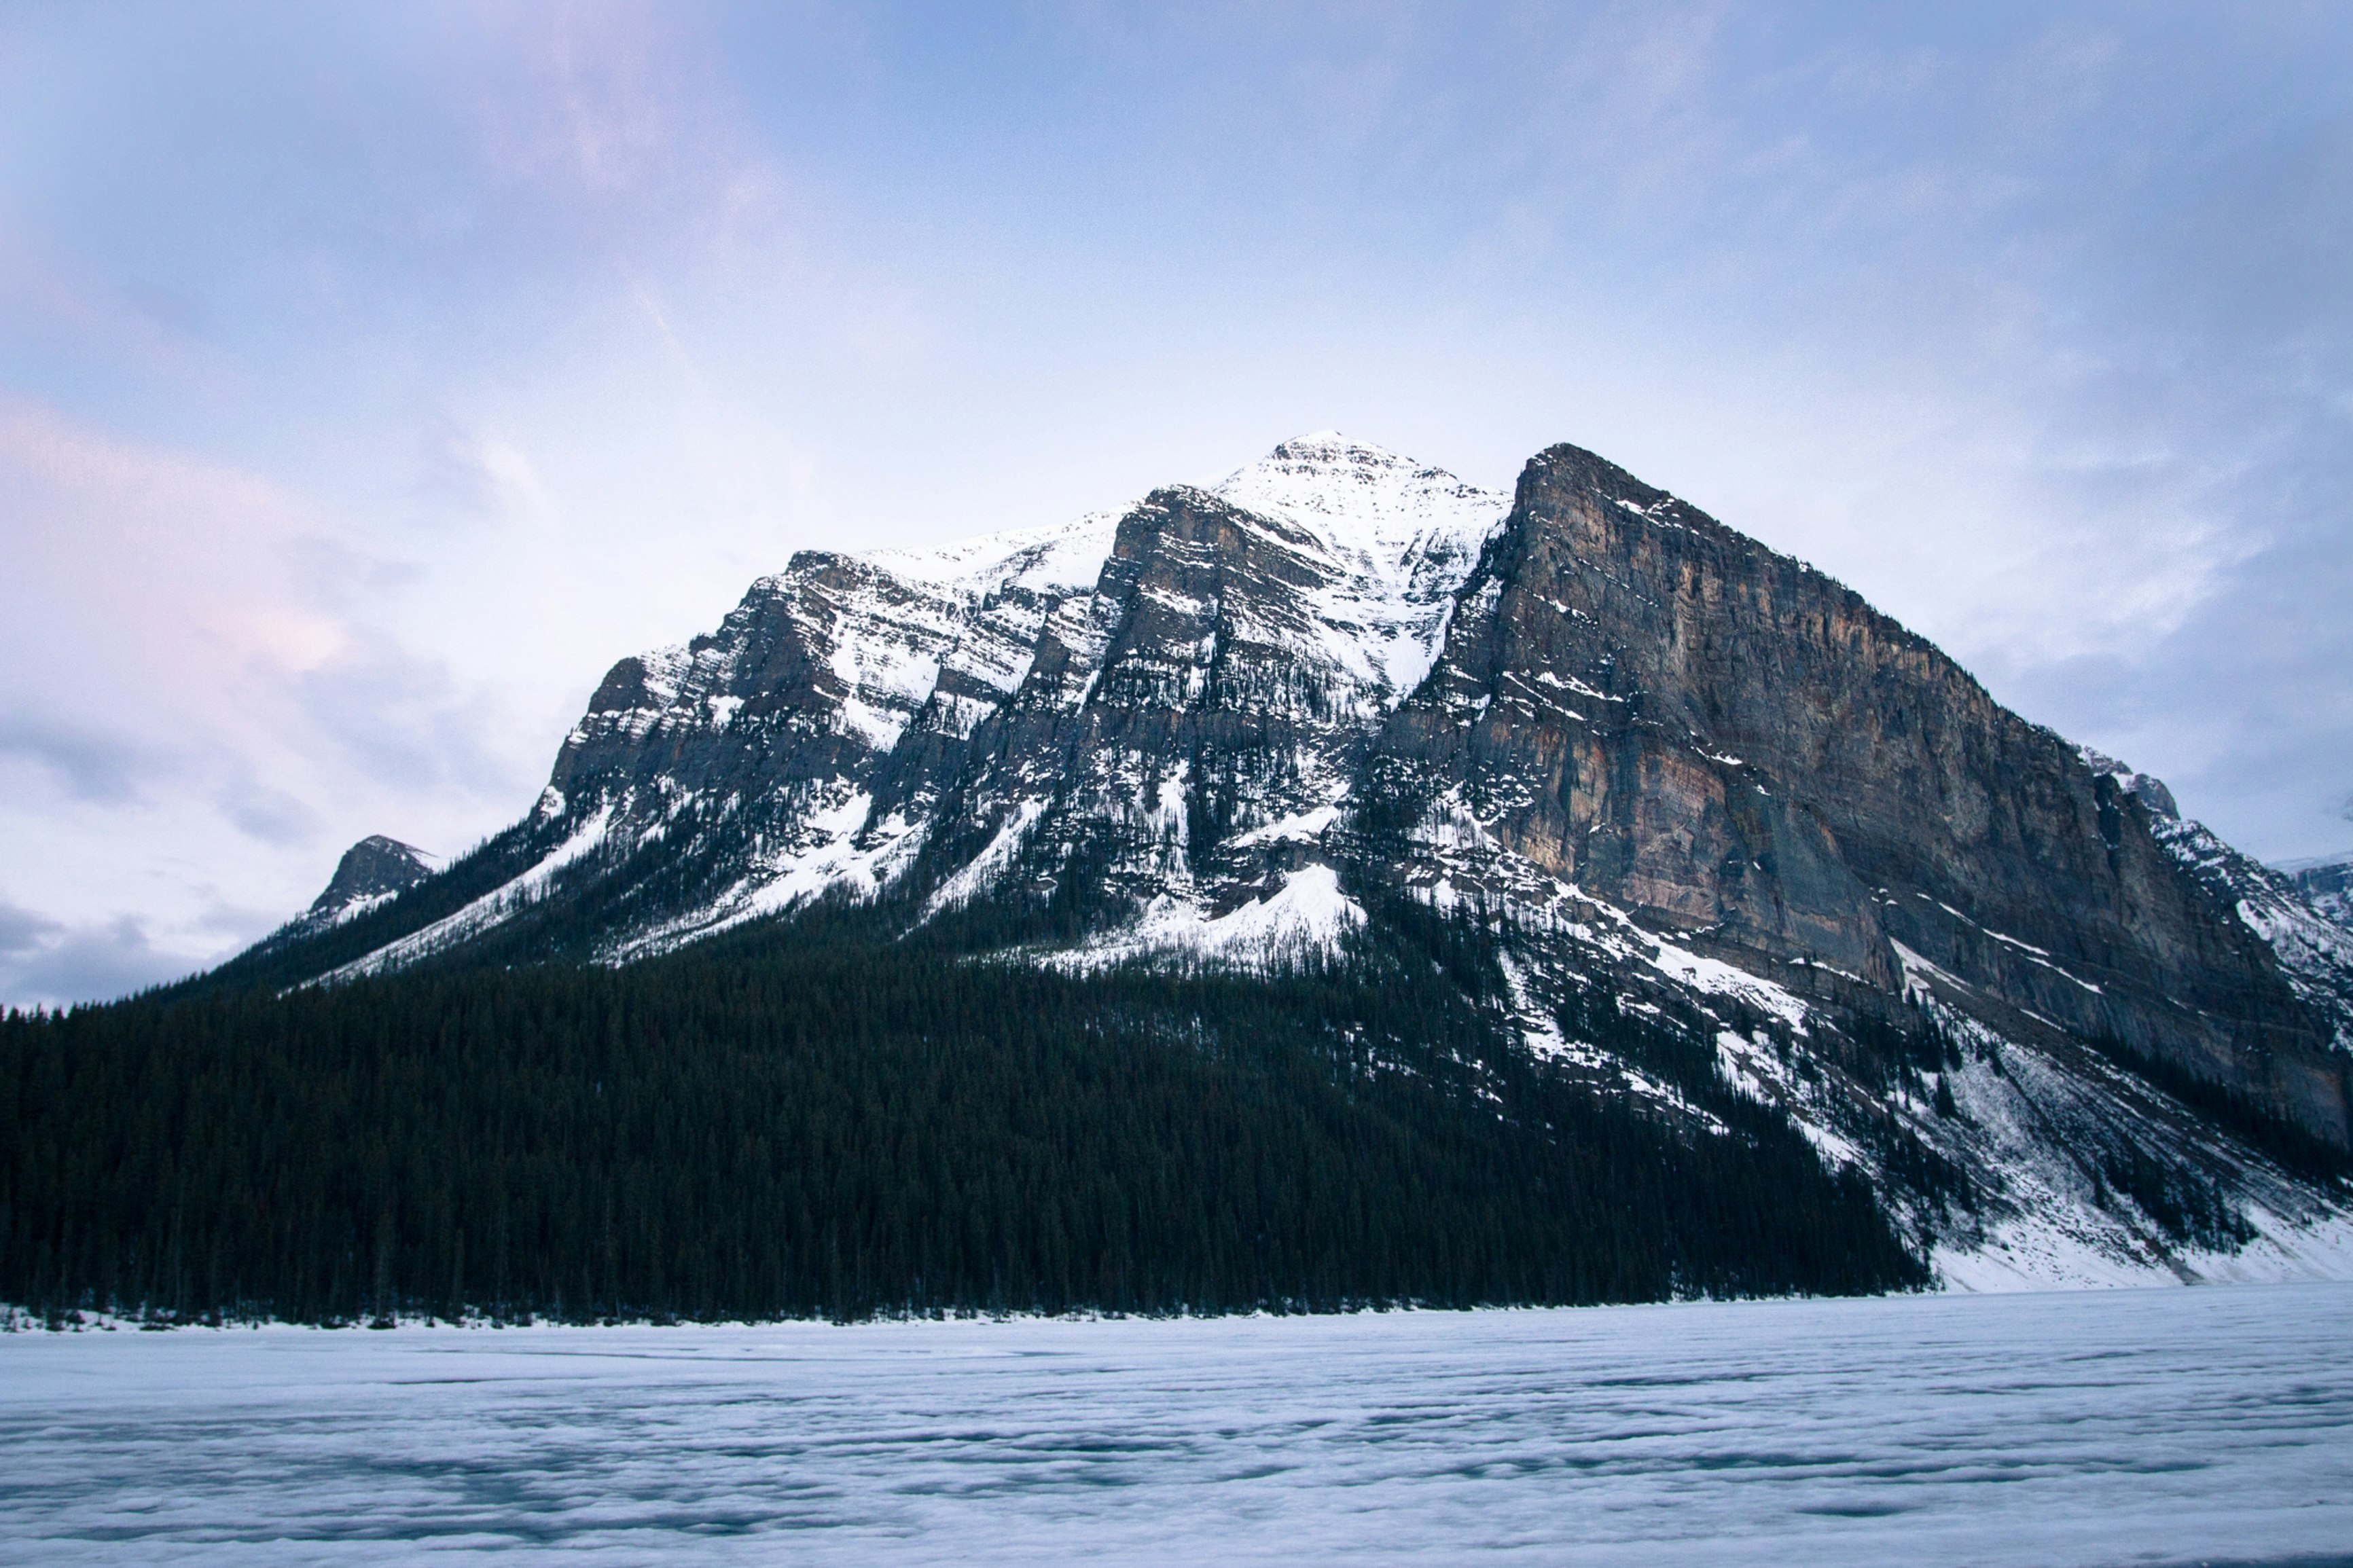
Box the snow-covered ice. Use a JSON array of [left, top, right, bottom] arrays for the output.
[[5, 1285, 2351, 1565]]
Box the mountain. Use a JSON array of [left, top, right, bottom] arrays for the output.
[[253, 835, 437, 947], [2279, 851, 2353, 932], [160, 435, 2353, 1292]]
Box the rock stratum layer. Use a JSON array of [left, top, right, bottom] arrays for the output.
[[219, 433, 2353, 1290]]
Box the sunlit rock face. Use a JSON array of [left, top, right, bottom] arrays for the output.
[[219, 432, 2353, 1290]]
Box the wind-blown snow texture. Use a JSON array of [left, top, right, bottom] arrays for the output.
[[7, 1287, 2353, 1565], [231, 433, 2353, 1292]]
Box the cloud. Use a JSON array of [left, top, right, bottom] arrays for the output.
[[469, 0, 685, 194], [219, 780, 323, 847], [0, 393, 543, 960], [0, 712, 169, 804], [290, 630, 518, 798], [412, 417, 559, 526], [0, 898, 185, 1010], [0, 896, 62, 955], [0, 396, 524, 789]]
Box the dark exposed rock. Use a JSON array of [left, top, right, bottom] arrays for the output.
[[307, 835, 435, 920], [1373, 443, 2351, 1144]]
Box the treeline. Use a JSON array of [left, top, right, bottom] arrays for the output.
[[2086, 1032, 2352, 1190], [1, 919, 1924, 1326]]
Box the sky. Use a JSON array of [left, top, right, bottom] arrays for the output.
[[2, 1, 2349, 1008]]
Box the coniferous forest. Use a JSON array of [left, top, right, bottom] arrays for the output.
[[1, 905, 1927, 1325]]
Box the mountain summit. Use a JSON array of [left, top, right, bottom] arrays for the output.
[[228, 434, 2353, 1290]]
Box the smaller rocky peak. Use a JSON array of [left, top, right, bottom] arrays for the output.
[[2280, 849, 2353, 886], [2078, 748, 2180, 819], [307, 836, 437, 922]]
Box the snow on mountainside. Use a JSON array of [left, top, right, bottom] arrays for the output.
[[239, 433, 2353, 1292], [585, 505, 1124, 763], [2279, 850, 2353, 932]]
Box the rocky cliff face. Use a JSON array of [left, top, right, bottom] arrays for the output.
[[1371, 445, 2348, 1143], [235, 433, 2353, 1289]]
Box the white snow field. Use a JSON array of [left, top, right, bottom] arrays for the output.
[[5, 1288, 2352, 1566]]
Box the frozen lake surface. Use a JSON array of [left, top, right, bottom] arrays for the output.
[[4, 1286, 2351, 1566]]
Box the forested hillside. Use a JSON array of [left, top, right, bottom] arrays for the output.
[[1, 909, 1923, 1324]]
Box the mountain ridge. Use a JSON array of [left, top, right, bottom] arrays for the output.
[[202, 432, 2353, 1292]]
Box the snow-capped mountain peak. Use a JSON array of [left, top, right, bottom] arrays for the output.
[[1192, 434, 1510, 701], [1211, 431, 1507, 568]]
